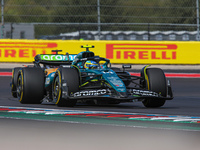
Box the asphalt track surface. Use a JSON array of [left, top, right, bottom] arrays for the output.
[[1, 69, 200, 117], [1, 68, 200, 150]]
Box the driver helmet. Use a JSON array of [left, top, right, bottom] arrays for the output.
[[84, 60, 98, 69]]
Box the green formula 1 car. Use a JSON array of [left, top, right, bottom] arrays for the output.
[[11, 45, 173, 107]]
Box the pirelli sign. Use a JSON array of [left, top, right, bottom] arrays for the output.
[[1, 40, 200, 64], [104, 42, 200, 64], [0, 41, 58, 62], [106, 43, 178, 63]]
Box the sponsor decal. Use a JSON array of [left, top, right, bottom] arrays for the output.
[[131, 89, 159, 97], [69, 55, 77, 60], [0, 41, 57, 58], [73, 89, 107, 97], [122, 64, 131, 68], [1, 40, 199, 64], [45, 77, 50, 85], [41, 55, 68, 61], [41, 54, 76, 61], [106, 44, 177, 60]]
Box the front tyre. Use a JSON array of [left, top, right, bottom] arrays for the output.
[[17, 68, 44, 104], [142, 68, 167, 108], [52, 68, 79, 107]]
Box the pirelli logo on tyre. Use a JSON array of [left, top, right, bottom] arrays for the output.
[[106, 43, 178, 61], [0, 41, 58, 62]]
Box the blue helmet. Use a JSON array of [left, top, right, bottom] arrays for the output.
[[84, 60, 98, 69]]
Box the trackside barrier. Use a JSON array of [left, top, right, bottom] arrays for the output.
[[0, 39, 200, 64]]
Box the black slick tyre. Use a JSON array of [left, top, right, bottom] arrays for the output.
[[142, 68, 167, 108], [17, 67, 44, 104], [52, 68, 79, 107], [11, 67, 21, 98]]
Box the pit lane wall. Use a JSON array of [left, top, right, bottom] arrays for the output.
[[0, 39, 200, 64]]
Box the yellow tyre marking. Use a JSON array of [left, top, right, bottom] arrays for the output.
[[55, 70, 62, 105], [11, 69, 14, 89], [11, 69, 14, 79], [144, 65, 150, 90], [19, 70, 24, 102]]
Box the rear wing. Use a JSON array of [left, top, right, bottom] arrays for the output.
[[34, 54, 77, 65], [39, 54, 76, 61]]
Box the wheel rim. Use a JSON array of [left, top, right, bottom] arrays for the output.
[[53, 76, 61, 103], [17, 75, 22, 100]]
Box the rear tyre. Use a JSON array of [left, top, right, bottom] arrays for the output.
[[52, 68, 79, 107], [11, 67, 21, 98], [142, 68, 167, 108], [17, 68, 44, 104]]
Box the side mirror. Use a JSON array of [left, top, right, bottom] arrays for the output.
[[122, 64, 131, 72]]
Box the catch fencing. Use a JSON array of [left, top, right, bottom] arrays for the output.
[[1, 0, 200, 41]]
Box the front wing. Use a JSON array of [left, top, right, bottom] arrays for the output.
[[61, 84, 173, 101]]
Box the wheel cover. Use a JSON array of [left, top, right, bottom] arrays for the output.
[[17, 74, 23, 101], [53, 75, 61, 104]]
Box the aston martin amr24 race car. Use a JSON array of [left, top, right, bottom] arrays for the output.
[[11, 45, 173, 107]]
